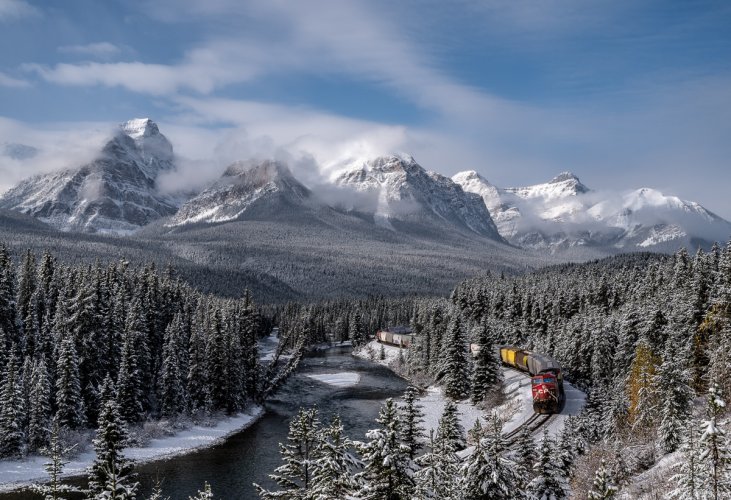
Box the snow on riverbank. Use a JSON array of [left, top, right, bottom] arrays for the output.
[[305, 372, 361, 387], [0, 407, 264, 491], [354, 340, 585, 440]]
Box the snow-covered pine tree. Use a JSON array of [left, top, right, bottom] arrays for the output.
[[436, 400, 466, 451], [88, 376, 138, 499], [626, 339, 659, 440], [187, 311, 210, 416], [459, 412, 523, 499], [441, 315, 470, 400], [30, 419, 82, 500], [669, 423, 702, 500], [349, 310, 367, 347], [587, 459, 618, 499], [470, 318, 502, 405], [698, 383, 731, 500], [28, 356, 52, 452], [55, 332, 85, 430], [526, 429, 569, 500], [356, 398, 415, 500], [255, 407, 321, 499], [514, 425, 537, 482], [0, 352, 24, 458], [188, 482, 214, 500], [116, 319, 144, 424], [310, 415, 361, 500], [656, 340, 693, 454], [159, 314, 186, 418], [399, 386, 426, 459], [414, 429, 460, 500]]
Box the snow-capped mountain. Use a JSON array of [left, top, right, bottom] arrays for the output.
[[0, 142, 39, 160], [453, 170, 731, 251], [0, 118, 178, 234], [169, 159, 310, 226], [335, 155, 504, 241]]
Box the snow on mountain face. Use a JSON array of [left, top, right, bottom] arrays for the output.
[[169, 160, 310, 226], [335, 155, 504, 241], [0, 118, 178, 234], [454, 171, 731, 252]]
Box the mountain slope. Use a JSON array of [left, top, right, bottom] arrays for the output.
[[453, 170, 731, 252], [169, 160, 311, 226], [0, 118, 178, 234], [335, 155, 504, 242]]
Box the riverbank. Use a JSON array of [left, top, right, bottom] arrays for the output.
[[0, 406, 264, 492]]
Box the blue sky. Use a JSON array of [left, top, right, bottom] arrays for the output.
[[1, 0, 730, 217]]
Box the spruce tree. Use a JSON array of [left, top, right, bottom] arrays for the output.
[[698, 383, 731, 500], [656, 341, 693, 453], [30, 419, 82, 500], [356, 398, 415, 500], [256, 407, 322, 499], [28, 357, 52, 452], [0, 352, 24, 458], [514, 425, 537, 482], [587, 460, 618, 499], [414, 429, 460, 500], [436, 400, 466, 451], [670, 423, 702, 500], [88, 377, 138, 499], [526, 430, 569, 500], [459, 412, 523, 499], [399, 386, 426, 459], [441, 315, 470, 400], [470, 318, 502, 404], [310, 415, 361, 500], [116, 323, 144, 424], [159, 314, 186, 418]]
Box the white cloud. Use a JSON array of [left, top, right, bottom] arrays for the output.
[[0, 0, 39, 21], [58, 42, 121, 58], [0, 71, 30, 88]]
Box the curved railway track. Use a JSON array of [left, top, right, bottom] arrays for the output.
[[504, 412, 555, 444]]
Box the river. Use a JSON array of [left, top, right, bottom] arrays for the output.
[[3, 346, 409, 499]]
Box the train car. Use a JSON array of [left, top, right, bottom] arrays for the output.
[[376, 326, 413, 347], [499, 346, 564, 414]]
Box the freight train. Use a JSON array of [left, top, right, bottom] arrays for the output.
[[375, 326, 414, 348], [499, 346, 564, 414]]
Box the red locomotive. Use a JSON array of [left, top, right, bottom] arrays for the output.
[[500, 347, 564, 414]]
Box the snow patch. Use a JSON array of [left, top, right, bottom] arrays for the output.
[[305, 372, 361, 387]]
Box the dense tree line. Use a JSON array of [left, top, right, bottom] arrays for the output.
[[0, 245, 272, 460]]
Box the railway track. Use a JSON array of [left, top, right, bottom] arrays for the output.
[[504, 412, 554, 444]]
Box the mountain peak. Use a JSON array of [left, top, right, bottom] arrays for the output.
[[121, 118, 159, 139], [549, 171, 580, 184]]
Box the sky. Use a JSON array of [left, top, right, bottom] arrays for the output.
[[1, 0, 730, 217]]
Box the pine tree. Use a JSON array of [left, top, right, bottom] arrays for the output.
[[55, 333, 85, 430], [0, 352, 24, 458], [470, 319, 502, 404], [414, 429, 460, 499], [116, 322, 143, 424], [436, 400, 465, 451], [188, 482, 214, 500], [256, 407, 321, 499], [88, 377, 138, 499], [356, 398, 415, 500], [30, 419, 82, 500], [670, 423, 702, 500], [656, 341, 693, 453], [159, 315, 186, 418], [460, 412, 523, 499], [310, 415, 361, 500], [441, 315, 470, 400], [514, 426, 537, 482], [526, 430, 569, 500], [587, 460, 618, 499], [698, 383, 731, 500], [626, 339, 659, 439], [399, 386, 426, 459], [28, 357, 52, 452], [349, 311, 367, 347]]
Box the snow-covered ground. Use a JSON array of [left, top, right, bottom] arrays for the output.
[[305, 372, 361, 387], [0, 331, 287, 491], [0, 407, 263, 491], [354, 340, 585, 440]]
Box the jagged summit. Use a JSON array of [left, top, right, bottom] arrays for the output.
[[550, 171, 580, 184], [121, 118, 160, 139], [0, 118, 178, 233]]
